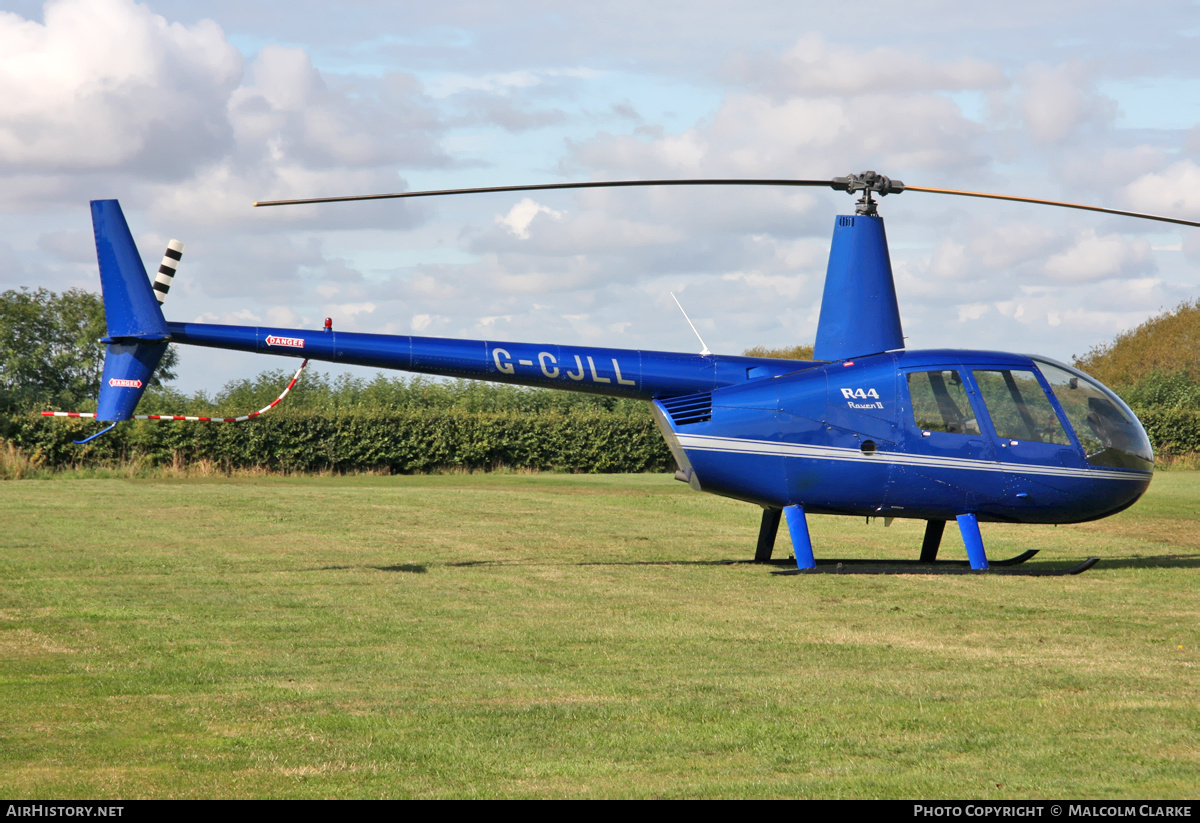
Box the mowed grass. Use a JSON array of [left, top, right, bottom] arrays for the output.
[[0, 472, 1196, 798]]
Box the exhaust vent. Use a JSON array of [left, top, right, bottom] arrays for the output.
[[659, 392, 713, 426]]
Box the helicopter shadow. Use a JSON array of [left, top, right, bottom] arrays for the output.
[[312, 563, 429, 573], [1078, 553, 1200, 570], [445, 559, 735, 568], [310, 552, 1200, 574]]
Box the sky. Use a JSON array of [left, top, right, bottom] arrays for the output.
[[2, 0, 1199, 393]]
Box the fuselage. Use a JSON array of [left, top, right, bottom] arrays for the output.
[[165, 322, 1152, 526], [653, 349, 1153, 524]]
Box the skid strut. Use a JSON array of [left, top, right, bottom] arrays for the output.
[[736, 509, 1097, 575], [920, 519, 945, 562], [784, 505, 816, 570], [755, 508, 782, 562]]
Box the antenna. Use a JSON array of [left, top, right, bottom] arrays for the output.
[[671, 292, 712, 356]]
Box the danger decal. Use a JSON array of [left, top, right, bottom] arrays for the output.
[[108, 378, 143, 388], [266, 335, 305, 349]]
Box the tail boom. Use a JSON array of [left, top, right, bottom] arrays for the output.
[[166, 321, 814, 399]]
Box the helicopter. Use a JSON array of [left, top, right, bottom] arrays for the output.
[[64, 171, 1197, 575]]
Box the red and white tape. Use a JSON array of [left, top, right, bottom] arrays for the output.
[[42, 359, 309, 423]]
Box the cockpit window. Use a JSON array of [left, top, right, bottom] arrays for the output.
[[906, 370, 980, 434], [972, 369, 1072, 445], [1033, 359, 1154, 471]]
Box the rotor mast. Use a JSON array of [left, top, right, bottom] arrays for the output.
[[812, 178, 905, 362]]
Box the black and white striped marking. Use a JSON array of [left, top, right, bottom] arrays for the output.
[[152, 239, 184, 304]]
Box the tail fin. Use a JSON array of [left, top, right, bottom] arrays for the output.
[[91, 200, 169, 421]]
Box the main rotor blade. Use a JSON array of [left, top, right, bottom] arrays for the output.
[[254, 174, 1200, 229], [253, 178, 836, 207], [903, 185, 1200, 229]]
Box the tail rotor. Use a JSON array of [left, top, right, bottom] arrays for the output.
[[152, 240, 184, 305]]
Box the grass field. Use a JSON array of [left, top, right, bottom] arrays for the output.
[[1, 471, 1196, 798]]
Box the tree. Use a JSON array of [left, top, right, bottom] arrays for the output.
[[742, 344, 815, 360], [1073, 300, 1200, 388], [0, 288, 177, 412]]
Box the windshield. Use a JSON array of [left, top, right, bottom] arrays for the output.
[[1033, 359, 1154, 471]]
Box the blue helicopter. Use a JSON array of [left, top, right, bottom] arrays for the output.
[[76, 172, 1195, 575]]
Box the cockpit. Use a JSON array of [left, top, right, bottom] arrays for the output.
[[903, 356, 1153, 472], [1030, 358, 1154, 471]]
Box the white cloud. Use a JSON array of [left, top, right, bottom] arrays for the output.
[[725, 33, 1005, 97], [228, 47, 443, 169], [0, 0, 240, 172], [1043, 230, 1153, 282], [324, 301, 377, 328], [410, 313, 447, 333], [957, 302, 990, 322], [1123, 160, 1200, 219], [720, 270, 809, 300], [931, 241, 967, 279], [264, 305, 303, 327], [426, 70, 545, 97], [425, 67, 604, 98], [569, 90, 985, 182], [36, 229, 94, 263], [471, 209, 686, 259], [1019, 62, 1116, 144], [496, 198, 564, 239]]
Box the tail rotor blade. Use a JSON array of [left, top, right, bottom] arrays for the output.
[[152, 239, 184, 305]]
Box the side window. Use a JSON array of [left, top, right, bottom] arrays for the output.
[[972, 369, 1071, 445], [906, 370, 980, 435]]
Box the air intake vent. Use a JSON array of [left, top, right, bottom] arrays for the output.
[[659, 392, 713, 426], [838, 216, 854, 227]]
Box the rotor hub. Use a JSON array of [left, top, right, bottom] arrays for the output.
[[831, 171, 906, 216]]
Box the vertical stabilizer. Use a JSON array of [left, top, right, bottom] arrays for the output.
[[812, 214, 904, 362], [92, 200, 169, 338], [90, 200, 169, 421]]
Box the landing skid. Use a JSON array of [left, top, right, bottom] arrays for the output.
[[771, 557, 1099, 576], [732, 549, 1041, 568]]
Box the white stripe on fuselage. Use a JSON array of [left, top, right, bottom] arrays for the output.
[[673, 433, 1146, 481]]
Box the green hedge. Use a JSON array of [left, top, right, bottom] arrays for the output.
[[1134, 408, 1200, 457], [3, 410, 674, 474], [4, 405, 1196, 474]]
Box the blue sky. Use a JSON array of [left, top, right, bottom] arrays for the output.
[[2, 0, 1199, 392]]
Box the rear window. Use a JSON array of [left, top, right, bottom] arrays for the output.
[[906, 370, 980, 435]]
